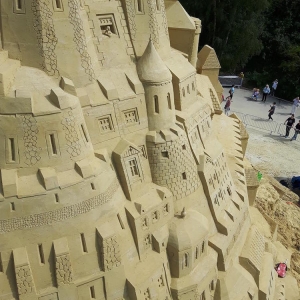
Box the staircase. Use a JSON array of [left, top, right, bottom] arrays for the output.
[[0, 50, 21, 96]]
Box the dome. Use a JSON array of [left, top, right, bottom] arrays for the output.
[[137, 40, 172, 84], [168, 210, 209, 251]]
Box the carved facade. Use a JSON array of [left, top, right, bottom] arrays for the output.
[[0, 0, 298, 300]]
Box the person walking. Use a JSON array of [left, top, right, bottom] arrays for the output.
[[262, 84, 270, 102], [229, 85, 235, 98], [291, 97, 300, 115], [239, 72, 244, 87], [284, 114, 295, 137], [271, 79, 278, 96], [268, 102, 276, 120], [224, 96, 232, 116], [290, 120, 300, 141]]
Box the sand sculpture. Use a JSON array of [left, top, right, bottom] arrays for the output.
[[0, 0, 298, 300]]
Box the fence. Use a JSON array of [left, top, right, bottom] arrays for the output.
[[218, 76, 243, 87], [230, 110, 300, 142]]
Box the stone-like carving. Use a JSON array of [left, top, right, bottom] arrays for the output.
[[101, 235, 121, 271], [21, 114, 42, 166], [15, 265, 35, 295], [32, 0, 59, 77], [0, 178, 119, 233], [68, 0, 95, 81], [160, 0, 169, 36], [125, 0, 137, 40], [56, 253, 73, 284], [147, 0, 159, 47], [61, 110, 81, 158]]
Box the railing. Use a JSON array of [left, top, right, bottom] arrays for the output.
[[218, 76, 243, 87], [230, 110, 300, 142]]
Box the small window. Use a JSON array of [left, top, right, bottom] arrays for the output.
[[187, 85, 190, 94], [183, 252, 189, 268], [182, 144, 186, 150], [0, 252, 3, 273], [200, 291, 206, 300], [161, 151, 169, 158], [55, 0, 62, 9], [9, 138, 16, 162], [182, 88, 185, 97], [210, 280, 215, 291], [192, 82, 195, 91], [195, 246, 199, 259], [55, 193, 59, 203], [81, 124, 89, 142], [202, 241, 205, 253], [80, 233, 88, 253], [91, 183, 96, 190], [167, 93, 172, 109], [10, 202, 15, 212], [154, 95, 159, 113], [117, 213, 125, 229], [49, 134, 57, 155], [90, 286, 96, 299], [128, 159, 139, 177], [163, 203, 169, 215], [155, 0, 161, 11], [182, 172, 187, 180], [14, 0, 25, 14], [38, 244, 45, 264], [136, 0, 143, 13]]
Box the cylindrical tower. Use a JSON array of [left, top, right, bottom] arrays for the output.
[[137, 40, 175, 132]]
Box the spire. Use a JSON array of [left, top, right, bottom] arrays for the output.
[[137, 40, 172, 84]]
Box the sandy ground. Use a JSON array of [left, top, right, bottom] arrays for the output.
[[244, 127, 300, 289]]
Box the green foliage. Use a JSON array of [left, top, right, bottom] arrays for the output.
[[180, 0, 300, 100]]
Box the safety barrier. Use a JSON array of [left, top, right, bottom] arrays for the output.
[[218, 76, 243, 87], [230, 110, 300, 142]]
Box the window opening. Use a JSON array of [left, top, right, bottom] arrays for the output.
[[49, 134, 57, 155], [161, 151, 169, 158], [17, 0, 22, 9], [55, 0, 62, 9], [9, 138, 16, 162], [81, 124, 89, 142], [155, 0, 161, 10], [167, 93, 171, 109], [154, 95, 159, 113], [55, 193, 59, 203], [137, 0, 142, 12], [90, 286, 96, 299], [202, 241, 205, 253], [10, 202, 15, 211], [91, 183, 96, 190], [195, 246, 199, 259], [128, 159, 139, 177], [0, 253, 3, 272], [187, 85, 190, 94], [117, 213, 125, 229], [38, 244, 45, 264], [182, 172, 187, 180], [184, 252, 188, 267], [80, 233, 88, 253]]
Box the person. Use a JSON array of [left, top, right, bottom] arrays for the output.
[[224, 96, 232, 115], [268, 102, 276, 120], [262, 84, 270, 102], [271, 79, 278, 96], [239, 72, 244, 87], [252, 88, 260, 101], [229, 85, 235, 98], [284, 114, 295, 137], [291, 97, 300, 115], [290, 119, 300, 141]]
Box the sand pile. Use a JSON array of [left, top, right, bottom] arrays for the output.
[[255, 179, 300, 285]]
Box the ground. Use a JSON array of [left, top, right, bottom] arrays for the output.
[[227, 88, 300, 288]]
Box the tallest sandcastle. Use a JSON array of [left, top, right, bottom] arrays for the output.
[[0, 0, 297, 299]]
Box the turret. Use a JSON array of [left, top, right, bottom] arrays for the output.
[[137, 40, 175, 131]]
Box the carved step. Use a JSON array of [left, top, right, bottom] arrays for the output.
[[0, 58, 20, 96], [0, 50, 8, 65]]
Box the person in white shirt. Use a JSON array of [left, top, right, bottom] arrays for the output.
[[291, 97, 300, 114], [271, 79, 278, 96]]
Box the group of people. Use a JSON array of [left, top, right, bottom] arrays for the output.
[[252, 79, 278, 102], [223, 80, 300, 141]]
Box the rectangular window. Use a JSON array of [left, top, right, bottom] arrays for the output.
[[9, 138, 16, 162], [38, 244, 45, 264], [156, 0, 161, 11], [117, 213, 125, 229], [80, 233, 88, 253], [55, 193, 59, 203], [167, 93, 172, 109], [123, 108, 139, 125], [182, 172, 187, 180], [10, 202, 15, 211], [0, 252, 3, 272], [90, 286, 96, 299], [128, 159, 139, 177], [154, 96, 159, 113], [13, 0, 25, 14], [91, 183, 96, 190], [49, 134, 57, 155], [98, 115, 114, 134], [81, 124, 89, 142], [161, 151, 169, 158], [55, 0, 62, 9]]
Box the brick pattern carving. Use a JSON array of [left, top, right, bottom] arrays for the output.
[[125, 0, 137, 40], [147, 0, 159, 47], [249, 227, 265, 269], [160, 0, 169, 36], [15, 265, 35, 295], [202, 50, 221, 69], [32, 0, 59, 77], [56, 254, 73, 284], [68, 0, 95, 81], [101, 235, 121, 271], [209, 89, 222, 114], [0, 178, 120, 233], [61, 110, 81, 158], [147, 134, 201, 200], [21, 115, 42, 166]]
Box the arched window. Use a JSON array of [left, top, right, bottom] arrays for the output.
[[167, 93, 172, 109], [154, 95, 159, 113], [182, 88, 185, 97], [187, 84, 190, 94], [183, 252, 189, 268]]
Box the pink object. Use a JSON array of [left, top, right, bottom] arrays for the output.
[[275, 262, 287, 278]]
